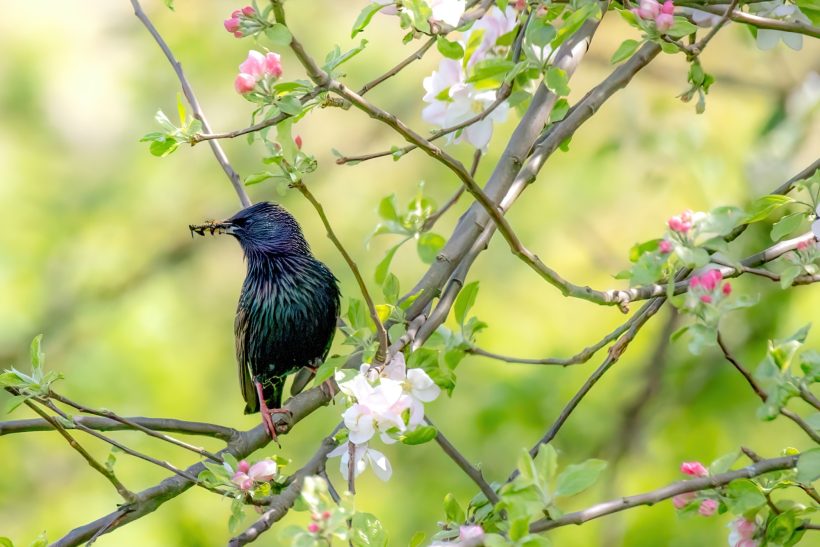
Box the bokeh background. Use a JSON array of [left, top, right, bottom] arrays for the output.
[[1, 1, 818, 545]]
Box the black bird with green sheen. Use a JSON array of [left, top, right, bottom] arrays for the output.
[[190, 202, 340, 438]]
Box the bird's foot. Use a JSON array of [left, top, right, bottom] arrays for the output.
[[255, 380, 293, 446]]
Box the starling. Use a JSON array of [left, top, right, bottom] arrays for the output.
[[190, 202, 340, 438]]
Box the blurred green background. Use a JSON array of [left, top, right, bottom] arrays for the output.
[[0, 1, 818, 545]]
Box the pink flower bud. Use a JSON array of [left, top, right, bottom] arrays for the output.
[[240, 50, 266, 79], [224, 17, 240, 33], [655, 13, 674, 32], [241, 6, 255, 16], [797, 240, 810, 251], [680, 461, 708, 477], [660, 0, 675, 15], [234, 73, 257, 94], [294, 135, 303, 149], [701, 269, 723, 291], [307, 522, 320, 533], [722, 283, 732, 296], [514, 0, 527, 10], [238, 460, 250, 474], [234, 31, 244, 38], [698, 498, 717, 516], [659, 240, 673, 254], [637, 0, 661, 19], [241, 478, 253, 491], [311, 513, 320, 521], [700, 294, 712, 304], [264, 52, 283, 78], [231, 9, 242, 18], [689, 275, 701, 288], [322, 511, 331, 520], [672, 492, 695, 509]]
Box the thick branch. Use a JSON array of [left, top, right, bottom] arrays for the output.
[[530, 455, 800, 532]]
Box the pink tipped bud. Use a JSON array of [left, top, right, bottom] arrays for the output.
[[264, 52, 283, 78], [660, 0, 675, 15], [224, 17, 240, 33], [722, 283, 732, 296], [514, 0, 527, 10], [231, 9, 242, 17], [659, 240, 673, 254], [681, 461, 709, 477], [698, 499, 717, 516], [294, 135, 303, 149], [234, 31, 244, 38], [689, 275, 701, 288], [637, 0, 661, 19], [307, 523, 320, 533], [241, 478, 253, 491], [238, 460, 250, 473], [672, 492, 695, 509], [700, 294, 713, 304], [701, 269, 723, 291], [322, 511, 331, 520], [234, 73, 257, 94], [655, 13, 674, 32], [241, 6, 255, 16], [797, 240, 810, 251]]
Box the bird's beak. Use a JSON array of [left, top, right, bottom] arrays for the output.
[[188, 220, 235, 237]]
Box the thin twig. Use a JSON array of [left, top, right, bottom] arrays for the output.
[[293, 180, 389, 363], [358, 36, 437, 96], [693, 0, 739, 52], [129, 0, 251, 207], [49, 390, 224, 462], [529, 455, 800, 532], [717, 331, 820, 443], [426, 416, 500, 505], [23, 399, 135, 503], [421, 150, 481, 232]]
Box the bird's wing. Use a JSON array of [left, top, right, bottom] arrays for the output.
[[235, 306, 258, 414]]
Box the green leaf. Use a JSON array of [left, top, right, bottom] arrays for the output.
[[375, 243, 403, 285], [417, 232, 445, 264], [610, 39, 640, 64], [382, 273, 400, 304], [378, 194, 400, 222], [4, 394, 29, 414], [350, 512, 388, 546], [666, 17, 698, 38], [400, 425, 437, 445], [709, 450, 740, 475], [444, 493, 465, 523], [351, 2, 385, 37], [555, 459, 607, 497], [517, 448, 538, 484], [744, 194, 794, 223], [552, 3, 598, 48], [526, 17, 556, 47], [797, 448, 820, 483], [509, 516, 530, 541], [545, 67, 570, 96], [28, 532, 47, 547], [466, 58, 515, 84], [0, 537, 13, 547], [724, 479, 767, 513], [277, 95, 303, 116], [409, 532, 426, 547], [176, 92, 187, 127], [264, 23, 292, 45], [780, 265, 803, 289], [519, 536, 552, 547], [243, 171, 275, 186], [454, 281, 480, 326], [534, 443, 558, 483], [771, 212, 805, 241], [436, 36, 464, 59], [30, 334, 44, 374]]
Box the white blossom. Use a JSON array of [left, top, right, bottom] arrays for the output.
[[429, 0, 466, 27], [329, 442, 393, 481], [751, 2, 810, 51]]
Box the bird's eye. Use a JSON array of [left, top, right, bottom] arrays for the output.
[[232, 217, 248, 228]]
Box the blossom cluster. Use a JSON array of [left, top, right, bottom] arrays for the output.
[[728, 517, 760, 547], [671, 461, 718, 516], [659, 209, 707, 255], [420, 6, 518, 150], [632, 0, 676, 34], [329, 353, 441, 481], [224, 6, 256, 38], [229, 457, 278, 491], [372, 0, 466, 27], [234, 50, 283, 95], [687, 269, 731, 306]]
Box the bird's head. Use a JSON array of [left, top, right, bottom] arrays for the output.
[[190, 201, 309, 255]]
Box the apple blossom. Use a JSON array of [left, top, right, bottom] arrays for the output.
[[632, 0, 661, 20], [370, 0, 399, 16], [728, 517, 758, 547], [668, 210, 693, 233], [230, 457, 278, 491], [224, 17, 240, 34], [328, 442, 393, 481], [294, 135, 303, 149], [462, 6, 518, 66], [235, 50, 283, 96], [753, 3, 809, 51], [307, 522, 320, 533], [680, 461, 708, 477], [659, 239, 673, 254], [429, 0, 466, 27], [234, 73, 257, 94], [698, 498, 717, 516], [237, 459, 250, 474]]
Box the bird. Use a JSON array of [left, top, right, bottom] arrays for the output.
[[190, 201, 340, 439]]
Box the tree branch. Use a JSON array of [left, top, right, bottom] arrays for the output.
[[529, 454, 800, 532], [129, 0, 251, 208]]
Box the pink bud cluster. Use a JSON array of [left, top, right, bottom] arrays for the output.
[[668, 209, 693, 233], [307, 510, 332, 535], [224, 6, 256, 38], [230, 458, 278, 491], [672, 461, 719, 516], [234, 50, 283, 95], [689, 269, 731, 304], [632, 0, 676, 33]]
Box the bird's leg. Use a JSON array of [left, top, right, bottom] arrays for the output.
[[254, 381, 292, 444]]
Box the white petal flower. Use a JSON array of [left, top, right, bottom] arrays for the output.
[[328, 442, 392, 481], [336, 371, 375, 402], [343, 403, 376, 444], [381, 352, 407, 381], [429, 0, 466, 27], [247, 459, 277, 482], [407, 368, 441, 402], [461, 6, 518, 66], [364, 447, 393, 481]]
